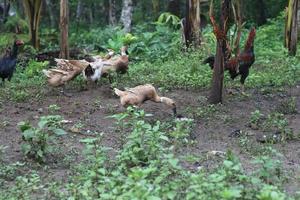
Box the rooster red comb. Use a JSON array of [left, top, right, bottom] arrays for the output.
[[15, 39, 24, 46], [244, 28, 256, 51]]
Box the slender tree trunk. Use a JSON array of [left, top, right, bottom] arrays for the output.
[[152, 0, 160, 18], [23, 0, 42, 49], [255, 0, 267, 26], [232, 0, 242, 55], [140, 0, 147, 20], [298, 2, 300, 38], [45, 0, 55, 28], [3, 0, 6, 20], [209, 0, 231, 104], [76, 0, 83, 22], [120, 0, 133, 33], [285, 0, 298, 56], [3, 0, 9, 23], [184, 0, 201, 48], [89, 4, 94, 25], [60, 0, 69, 59], [109, 0, 116, 25], [168, 0, 181, 17], [290, 0, 298, 56], [15, 0, 24, 17]]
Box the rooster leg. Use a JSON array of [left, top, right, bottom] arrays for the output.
[[93, 79, 98, 88], [84, 80, 89, 90], [240, 84, 245, 94], [86, 80, 93, 90], [240, 70, 249, 95]]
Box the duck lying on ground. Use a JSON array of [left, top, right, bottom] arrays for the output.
[[42, 59, 89, 87], [114, 84, 177, 116]]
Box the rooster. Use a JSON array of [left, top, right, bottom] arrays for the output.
[[203, 28, 256, 93], [114, 84, 177, 116], [0, 39, 24, 85]]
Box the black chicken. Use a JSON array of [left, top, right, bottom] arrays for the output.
[[203, 28, 256, 93], [0, 39, 24, 85]]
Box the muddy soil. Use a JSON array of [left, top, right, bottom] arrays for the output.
[[0, 84, 299, 194]]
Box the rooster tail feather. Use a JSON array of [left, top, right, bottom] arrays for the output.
[[244, 28, 256, 51]]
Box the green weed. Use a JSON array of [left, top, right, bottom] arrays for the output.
[[18, 115, 67, 163]]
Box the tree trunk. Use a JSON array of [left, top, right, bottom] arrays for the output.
[[120, 0, 133, 33], [109, 0, 117, 25], [76, 0, 83, 22], [290, 0, 298, 56], [285, 0, 298, 56], [184, 0, 201, 48], [298, 2, 300, 38], [152, 0, 160, 18], [3, 0, 6, 20], [60, 0, 69, 59], [256, 0, 267, 26], [15, 0, 24, 17], [23, 0, 42, 49], [168, 0, 181, 17], [2, 0, 10, 23], [89, 4, 94, 25], [45, 0, 56, 28], [209, 0, 231, 104], [232, 0, 242, 55]]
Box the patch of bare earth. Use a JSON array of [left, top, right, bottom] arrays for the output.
[[0, 84, 299, 194]]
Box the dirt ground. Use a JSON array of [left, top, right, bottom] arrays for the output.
[[0, 83, 299, 194]]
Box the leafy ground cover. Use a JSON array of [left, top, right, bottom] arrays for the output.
[[0, 13, 299, 199]]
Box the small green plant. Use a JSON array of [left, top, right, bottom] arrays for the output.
[[48, 104, 61, 114], [0, 120, 9, 129], [24, 60, 49, 78], [18, 115, 67, 163], [0, 145, 7, 163], [2, 172, 43, 199], [250, 110, 264, 129], [11, 90, 30, 102], [276, 97, 297, 114], [256, 185, 287, 200], [156, 12, 181, 29], [263, 112, 293, 141], [3, 15, 28, 33], [188, 104, 220, 120], [0, 161, 25, 182], [0, 145, 25, 182], [169, 118, 195, 151], [253, 149, 284, 184], [122, 33, 138, 46]]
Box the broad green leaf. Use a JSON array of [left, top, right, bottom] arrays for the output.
[[18, 121, 32, 132], [22, 129, 35, 140], [53, 128, 67, 136]]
